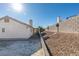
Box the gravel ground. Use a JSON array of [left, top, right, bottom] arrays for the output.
[[43, 31, 79, 56], [0, 35, 41, 56]]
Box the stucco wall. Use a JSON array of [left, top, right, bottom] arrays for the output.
[[0, 18, 33, 39], [48, 16, 79, 33]]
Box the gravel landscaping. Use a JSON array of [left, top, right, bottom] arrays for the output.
[[43, 31, 79, 56]]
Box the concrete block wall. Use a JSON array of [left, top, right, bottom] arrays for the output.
[[48, 15, 79, 33]]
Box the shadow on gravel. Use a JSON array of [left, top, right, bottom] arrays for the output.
[[41, 32, 49, 40], [0, 34, 42, 56]]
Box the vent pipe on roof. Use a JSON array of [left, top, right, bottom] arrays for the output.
[[29, 19, 33, 26], [56, 16, 61, 33], [57, 16, 61, 23]]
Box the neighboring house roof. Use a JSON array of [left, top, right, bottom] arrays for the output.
[[0, 16, 33, 28]]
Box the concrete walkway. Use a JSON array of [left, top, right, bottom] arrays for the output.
[[31, 48, 44, 56]]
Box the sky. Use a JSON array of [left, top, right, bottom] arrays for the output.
[[0, 3, 79, 28]]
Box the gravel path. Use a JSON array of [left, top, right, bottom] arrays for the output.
[[0, 35, 41, 56]]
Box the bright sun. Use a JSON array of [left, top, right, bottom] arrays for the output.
[[11, 3, 23, 12]]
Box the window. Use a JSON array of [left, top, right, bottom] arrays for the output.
[[2, 28, 5, 32], [4, 17, 9, 23]]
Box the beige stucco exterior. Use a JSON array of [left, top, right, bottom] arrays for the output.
[[0, 16, 33, 39], [48, 15, 79, 33]]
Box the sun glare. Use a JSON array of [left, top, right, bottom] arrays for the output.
[[10, 3, 23, 12]]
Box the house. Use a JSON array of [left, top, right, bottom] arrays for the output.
[[0, 16, 34, 39], [47, 15, 79, 33]]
